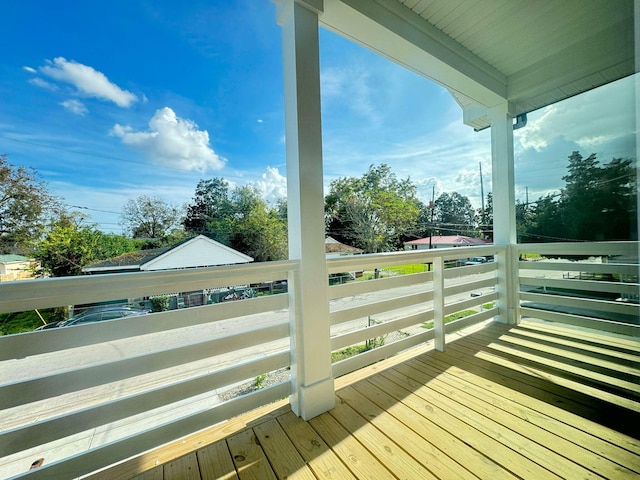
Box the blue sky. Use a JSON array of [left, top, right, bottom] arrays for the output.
[[0, 1, 636, 233]]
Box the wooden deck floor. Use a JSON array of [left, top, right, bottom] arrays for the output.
[[91, 320, 640, 480]]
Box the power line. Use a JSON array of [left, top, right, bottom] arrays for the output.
[[66, 204, 121, 215]]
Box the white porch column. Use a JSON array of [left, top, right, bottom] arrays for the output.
[[277, 0, 335, 420], [489, 102, 519, 325]]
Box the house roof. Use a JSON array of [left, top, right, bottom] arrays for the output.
[[405, 235, 490, 246], [0, 254, 33, 263], [325, 236, 363, 254], [321, 0, 635, 129], [83, 235, 253, 273]]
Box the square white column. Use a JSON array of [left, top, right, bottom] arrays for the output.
[[489, 103, 519, 325], [277, 0, 334, 420]]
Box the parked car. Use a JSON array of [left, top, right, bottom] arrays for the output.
[[465, 256, 488, 265], [34, 321, 63, 331], [57, 306, 150, 327]]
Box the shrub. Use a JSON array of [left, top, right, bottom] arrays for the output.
[[150, 295, 169, 312]]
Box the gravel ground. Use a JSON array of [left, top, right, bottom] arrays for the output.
[[218, 368, 291, 402]]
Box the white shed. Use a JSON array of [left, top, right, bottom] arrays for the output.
[[83, 235, 253, 274]]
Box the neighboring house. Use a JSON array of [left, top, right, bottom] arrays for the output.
[[82, 235, 253, 274], [0, 255, 38, 282], [81, 235, 254, 310], [325, 236, 362, 258], [404, 235, 491, 251]]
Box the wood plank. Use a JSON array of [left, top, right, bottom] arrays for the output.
[[132, 466, 163, 480], [226, 429, 277, 480], [309, 410, 396, 480], [499, 329, 640, 373], [519, 320, 640, 350], [277, 411, 357, 480], [348, 380, 517, 480], [365, 375, 564, 480], [390, 361, 640, 479], [429, 345, 640, 452], [409, 354, 640, 475], [164, 452, 200, 480], [83, 401, 289, 480], [469, 329, 640, 389], [196, 441, 238, 480], [328, 396, 439, 480], [335, 385, 483, 480], [253, 419, 316, 480], [510, 324, 640, 364], [451, 335, 640, 412]]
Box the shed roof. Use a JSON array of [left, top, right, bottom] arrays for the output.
[[325, 236, 363, 254], [83, 235, 253, 273], [405, 235, 490, 246], [0, 255, 33, 263]]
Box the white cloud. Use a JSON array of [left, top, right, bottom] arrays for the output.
[[39, 57, 138, 107], [60, 99, 88, 116], [111, 107, 226, 172], [28, 77, 58, 90], [321, 65, 380, 122], [516, 75, 636, 153], [248, 166, 287, 203], [22, 66, 37, 73]]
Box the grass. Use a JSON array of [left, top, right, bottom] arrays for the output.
[[331, 344, 369, 362], [422, 309, 478, 330], [0, 308, 64, 336], [254, 374, 268, 389]]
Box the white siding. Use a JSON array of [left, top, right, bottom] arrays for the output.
[[142, 236, 252, 271]]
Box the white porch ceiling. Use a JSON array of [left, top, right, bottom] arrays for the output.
[[320, 0, 636, 129]]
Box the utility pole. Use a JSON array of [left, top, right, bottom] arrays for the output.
[[479, 162, 485, 214], [429, 185, 435, 249], [479, 162, 485, 237]]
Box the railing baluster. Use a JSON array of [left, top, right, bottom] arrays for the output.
[[433, 255, 445, 351]]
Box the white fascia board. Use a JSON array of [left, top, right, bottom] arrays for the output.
[[321, 0, 506, 107], [82, 266, 140, 273]]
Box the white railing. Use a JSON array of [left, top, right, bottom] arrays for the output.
[[0, 261, 295, 480], [327, 245, 502, 377], [517, 241, 639, 336], [2, 241, 636, 479]]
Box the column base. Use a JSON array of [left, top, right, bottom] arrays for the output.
[[290, 376, 335, 420]]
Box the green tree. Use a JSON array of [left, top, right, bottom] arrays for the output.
[[35, 212, 141, 277], [120, 195, 183, 245], [183, 178, 232, 236], [0, 154, 60, 254], [227, 186, 287, 262], [432, 192, 476, 236], [520, 152, 637, 242], [325, 164, 421, 252]]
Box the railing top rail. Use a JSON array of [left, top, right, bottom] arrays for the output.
[[0, 259, 299, 313], [327, 244, 503, 273], [516, 241, 638, 257]]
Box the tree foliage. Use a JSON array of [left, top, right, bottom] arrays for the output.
[[183, 179, 287, 262], [183, 178, 232, 237], [0, 154, 59, 254], [432, 192, 477, 236], [35, 212, 142, 277], [519, 151, 637, 242], [120, 195, 183, 245], [325, 164, 421, 252]]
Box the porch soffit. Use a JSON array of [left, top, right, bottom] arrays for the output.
[[320, 0, 636, 129]]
